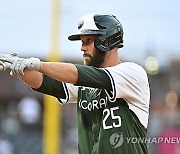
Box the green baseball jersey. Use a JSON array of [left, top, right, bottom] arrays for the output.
[[77, 87, 148, 154], [34, 62, 150, 154], [60, 62, 150, 154]]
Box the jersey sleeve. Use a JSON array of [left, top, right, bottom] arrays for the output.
[[75, 64, 112, 90], [58, 82, 78, 104], [32, 75, 78, 104], [102, 62, 150, 101]]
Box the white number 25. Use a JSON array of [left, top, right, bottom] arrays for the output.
[[103, 107, 121, 130]]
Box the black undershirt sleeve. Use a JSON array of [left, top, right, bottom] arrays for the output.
[[75, 64, 112, 91], [32, 75, 66, 99]]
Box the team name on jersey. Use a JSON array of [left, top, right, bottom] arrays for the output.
[[78, 96, 108, 111]]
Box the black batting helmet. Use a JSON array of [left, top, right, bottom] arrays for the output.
[[68, 13, 124, 52]]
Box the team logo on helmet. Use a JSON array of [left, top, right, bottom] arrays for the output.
[[78, 20, 84, 30]]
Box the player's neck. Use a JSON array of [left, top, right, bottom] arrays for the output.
[[100, 49, 121, 68]]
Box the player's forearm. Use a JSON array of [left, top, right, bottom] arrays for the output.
[[40, 62, 78, 84], [19, 71, 43, 89]]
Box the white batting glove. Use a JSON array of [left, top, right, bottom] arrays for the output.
[[0, 53, 41, 76], [0, 53, 17, 71], [0, 61, 11, 71], [10, 57, 41, 76], [0, 53, 19, 63]]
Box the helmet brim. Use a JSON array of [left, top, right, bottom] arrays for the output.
[[68, 34, 81, 41], [68, 30, 104, 41]]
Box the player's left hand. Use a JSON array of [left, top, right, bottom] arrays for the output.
[[0, 53, 16, 71], [0, 61, 11, 71]]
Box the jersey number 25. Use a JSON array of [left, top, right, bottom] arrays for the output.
[[103, 107, 121, 130]]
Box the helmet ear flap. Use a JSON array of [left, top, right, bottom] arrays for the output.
[[95, 35, 111, 52], [95, 30, 123, 52]]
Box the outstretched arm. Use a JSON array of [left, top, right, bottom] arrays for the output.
[[40, 62, 78, 84], [0, 53, 78, 88], [0, 53, 111, 90], [18, 62, 78, 90]]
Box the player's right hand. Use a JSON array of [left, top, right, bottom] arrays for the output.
[[9, 57, 41, 76], [0, 53, 41, 76]]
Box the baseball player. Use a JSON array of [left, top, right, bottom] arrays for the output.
[[0, 13, 150, 154]]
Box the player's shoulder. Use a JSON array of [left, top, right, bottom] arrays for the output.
[[121, 62, 146, 72], [106, 62, 146, 72], [104, 62, 148, 81]]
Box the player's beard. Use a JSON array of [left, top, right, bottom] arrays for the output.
[[84, 48, 106, 68]]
